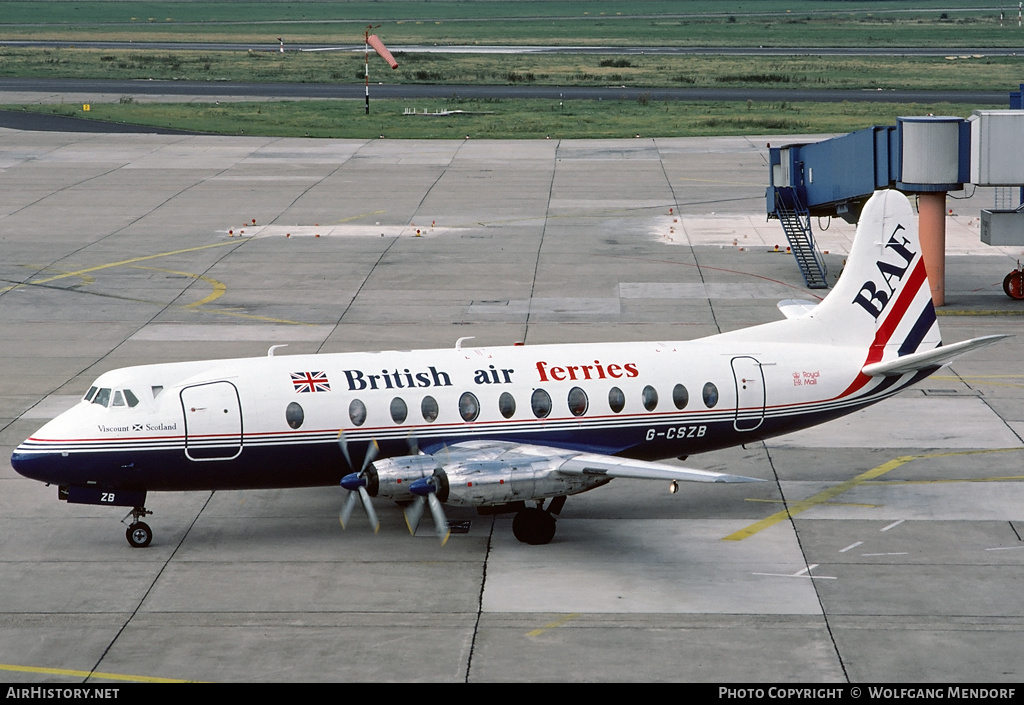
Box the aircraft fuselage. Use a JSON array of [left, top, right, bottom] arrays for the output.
[[11, 335, 916, 495]]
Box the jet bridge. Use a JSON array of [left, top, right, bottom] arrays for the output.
[[767, 96, 1024, 303]]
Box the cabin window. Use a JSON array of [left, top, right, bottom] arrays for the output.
[[567, 387, 588, 417], [421, 396, 439, 423], [642, 385, 658, 412], [459, 392, 480, 422], [286, 402, 304, 429], [672, 384, 689, 410], [349, 399, 367, 427], [498, 392, 516, 419], [151, 385, 164, 398], [390, 397, 408, 424], [702, 382, 719, 408], [531, 389, 552, 419], [608, 386, 625, 413]]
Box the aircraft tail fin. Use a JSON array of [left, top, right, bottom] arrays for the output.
[[807, 189, 941, 364]]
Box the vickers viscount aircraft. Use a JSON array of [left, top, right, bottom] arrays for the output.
[[12, 190, 1005, 548]]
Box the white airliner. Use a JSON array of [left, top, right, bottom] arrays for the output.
[[11, 190, 1005, 548]]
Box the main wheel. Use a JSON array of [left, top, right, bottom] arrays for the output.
[[126, 522, 153, 548], [1003, 270, 1024, 300], [512, 508, 556, 545]]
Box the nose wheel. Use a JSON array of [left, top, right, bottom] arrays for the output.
[[122, 506, 154, 548], [126, 521, 152, 548]]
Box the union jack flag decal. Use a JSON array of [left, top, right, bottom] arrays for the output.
[[291, 371, 331, 393]]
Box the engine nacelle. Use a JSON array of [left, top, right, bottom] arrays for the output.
[[439, 459, 605, 507], [365, 455, 438, 502]]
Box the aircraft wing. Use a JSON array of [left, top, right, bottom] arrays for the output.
[[861, 334, 1010, 377], [439, 440, 762, 484], [555, 452, 762, 483]]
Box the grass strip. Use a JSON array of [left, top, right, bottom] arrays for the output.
[[7, 98, 1003, 139], [0, 1, 1015, 46], [3, 47, 1022, 93]]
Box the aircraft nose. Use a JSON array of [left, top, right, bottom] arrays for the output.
[[11, 448, 35, 481], [11, 448, 43, 481], [11, 446, 66, 485]]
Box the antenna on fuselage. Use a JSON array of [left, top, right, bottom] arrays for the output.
[[267, 345, 288, 357], [455, 337, 475, 350]]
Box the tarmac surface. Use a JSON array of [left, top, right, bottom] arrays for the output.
[[1, 130, 1023, 683]]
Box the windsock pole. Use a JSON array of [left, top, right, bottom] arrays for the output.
[[364, 26, 373, 115], [363, 26, 397, 115]]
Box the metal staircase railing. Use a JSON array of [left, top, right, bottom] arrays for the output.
[[771, 187, 829, 289], [994, 186, 1023, 211]]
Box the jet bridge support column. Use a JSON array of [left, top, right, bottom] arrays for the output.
[[896, 116, 969, 308], [917, 192, 947, 307]]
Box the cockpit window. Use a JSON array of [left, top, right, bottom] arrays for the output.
[[89, 387, 140, 408]]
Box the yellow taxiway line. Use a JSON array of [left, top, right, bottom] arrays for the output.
[[4, 241, 314, 326], [724, 447, 1024, 542], [527, 613, 581, 637], [1, 241, 239, 294], [0, 662, 194, 683]]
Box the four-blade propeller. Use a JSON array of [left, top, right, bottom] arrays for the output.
[[404, 474, 451, 546], [338, 432, 379, 534], [337, 431, 450, 544]]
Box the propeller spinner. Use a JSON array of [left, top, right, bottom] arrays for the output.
[[405, 473, 451, 546]]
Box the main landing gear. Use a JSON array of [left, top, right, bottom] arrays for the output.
[[1003, 262, 1024, 301], [123, 506, 154, 548], [511, 496, 566, 545]]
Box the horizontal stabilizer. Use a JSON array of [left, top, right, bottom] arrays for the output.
[[557, 453, 762, 484], [776, 299, 819, 320], [861, 334, 1010, 377]]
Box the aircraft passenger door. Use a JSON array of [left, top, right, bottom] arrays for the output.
[[731, 356, 765, 432], [181, 381, 243, 461]]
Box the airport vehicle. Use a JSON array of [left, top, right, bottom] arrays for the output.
[[11, 191, 1005, 548]]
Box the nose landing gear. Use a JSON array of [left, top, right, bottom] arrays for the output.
[[122, 506, 154, 548]]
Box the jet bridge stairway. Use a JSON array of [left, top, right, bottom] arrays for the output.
[[770, 187, 829, 289]]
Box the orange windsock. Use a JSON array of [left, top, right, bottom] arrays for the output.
[[367, 35, 398, 69]]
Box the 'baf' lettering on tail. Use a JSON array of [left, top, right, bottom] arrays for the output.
[[852, 225, 919, 319]]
